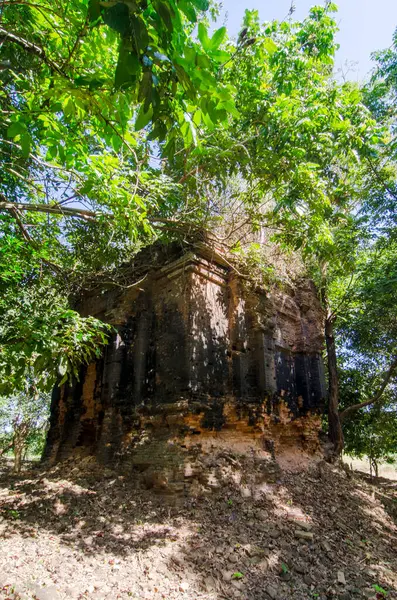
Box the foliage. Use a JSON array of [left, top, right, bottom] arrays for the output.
[[169, 5, 382, 254], [0, 0, 233, 393], [366, 26, 397, 138], [0, 390, 50, 470], [0, 229, 113, 394], [0, 283, 112, 395], [332, 29, 397, 457], [340, 365, 397, 469]]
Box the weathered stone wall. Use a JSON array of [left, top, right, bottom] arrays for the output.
[[44, 242, 326, 493]]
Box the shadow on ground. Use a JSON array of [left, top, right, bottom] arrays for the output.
[[0, 455, 396, 600]]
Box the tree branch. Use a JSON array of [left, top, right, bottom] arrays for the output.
[[0, 25, 64, 76], [8, 205, 64, 273], [365, 155, 397, 203], [0, 439, 14, 457], [0, 196, 220, 242], [0, 197, 99, 222], [340, 356, 397, 421]]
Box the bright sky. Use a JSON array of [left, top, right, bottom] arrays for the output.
[[217, 0, 397, 81]]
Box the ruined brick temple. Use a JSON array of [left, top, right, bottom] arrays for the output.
[[44, 242, 326, 492]]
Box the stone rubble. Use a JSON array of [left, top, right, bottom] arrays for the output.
[[0, 456, 395, 600]]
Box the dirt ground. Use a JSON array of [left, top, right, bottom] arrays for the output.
[[0, 455, 396, 600]]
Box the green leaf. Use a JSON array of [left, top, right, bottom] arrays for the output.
[[20, 133, 31, 158], [208, 49, 230, 63], [135, 104, 153, 131], [115, 47, 141, 89], [138, 70, 152, 110], [59, 373, 68, 386], [217, 100, 239, 118], [174, 63, 196, 99], [198, 22, 210, 52], [263, 37, 278, 55], [46, 145, 58, 160], [179, 0, 196, 22], [190, 0, 209, 10], [88, 0, 101, 23], [209, 26, 227, 51], [130, 15, 149, 54], [154, 0, 173, 33], [102, 2, 130, 35], [63, 96, 75, 117], [7, 122, 26, 138], [111, 134, 123, 151]]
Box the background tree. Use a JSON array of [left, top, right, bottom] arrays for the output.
[[0, 389, 50, 472]]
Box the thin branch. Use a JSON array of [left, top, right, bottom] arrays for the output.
[[0, 1, 63, 18], [329, 272, 356, 320], [7, 205, 64, 273], [0, 196, 99, 221], [0, 25, 65, 75], [10, 206, 35, 244], [99, 273, 148, 290], [365, 155, 397, 202], [61, 13, 89, 69], [0, 138, 84, 179], [0, 196, 212, 233], [0, 439, 14, 457], [340, 356, 397, 421]]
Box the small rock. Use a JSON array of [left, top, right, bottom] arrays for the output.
[[228, 553, 238, 564], [266, 584, 278, 599], [337, 571, 346, 585], [241, 487, 251, 498], [322, 540, 332, 552], [294, 563, 306, 574], [295, 530, 314, 541], [246, 544, 266, 557], [204, 576, 216, 592], [222, 570, 233, 582], [293, 521, 313, 531], [231, 580, 244, 591], [27, 584, 60, 600], [179, 582, 189, 593], [84, 536, 93, 546]]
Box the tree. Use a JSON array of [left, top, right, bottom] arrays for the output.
[[0, 390, 50, 472], [340, 365, 397, 476], [333, 27, 397, 459], [0, 0, 237, 393]]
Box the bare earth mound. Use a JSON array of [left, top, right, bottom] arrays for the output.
[[0, 456, 396, 600]]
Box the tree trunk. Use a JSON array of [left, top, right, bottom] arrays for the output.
[[13, 442, 23, 473], [325, 315, 344, 455], [12, 421, 29, 474]]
